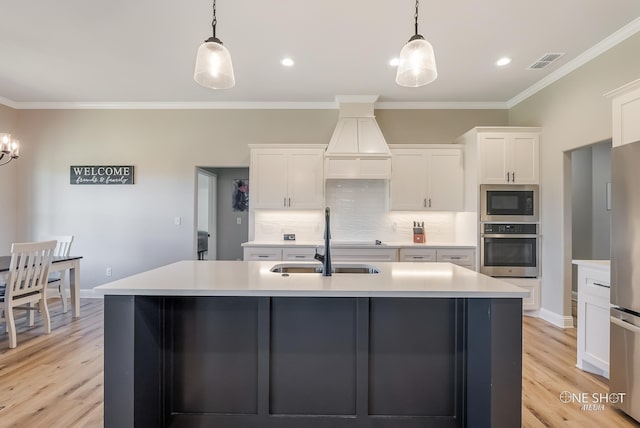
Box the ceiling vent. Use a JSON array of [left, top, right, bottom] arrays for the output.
[[527, 53, 565, 70]]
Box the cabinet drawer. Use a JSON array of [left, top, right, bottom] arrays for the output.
[[331, 248, 398, 262], [583, 276, 610, 300], [243, 247, 282, 261], [399, 248, 437, 262], [436, 249, 475, 265], [282, 247, 317, 261]]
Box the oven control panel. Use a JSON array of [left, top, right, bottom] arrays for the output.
[[483, 223, 537, 234]]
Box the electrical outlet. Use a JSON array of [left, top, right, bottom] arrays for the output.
[[106, 267, 112, 277], [237, 217, 242, 225], [174, 216, 181, 225], [283, 233, 296, 241]]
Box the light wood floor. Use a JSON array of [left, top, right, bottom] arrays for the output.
[[1, 301, 638, 427]]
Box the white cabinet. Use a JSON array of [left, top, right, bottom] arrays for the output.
[[250, 145, 325, 209], [606, 79, 640, 147], [478, 132, 540, 184], [398, 248, 476, 270], [575, 262, 610, 378], [390, 146, 464, 211], [498, 277, 541, 312]]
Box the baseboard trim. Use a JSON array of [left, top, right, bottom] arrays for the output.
[[80, 289, 104, 299], [539, 308, 575, 329], [524, 309, 541, 318]]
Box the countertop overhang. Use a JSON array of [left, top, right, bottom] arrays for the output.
[[93, 260, 528, 298]]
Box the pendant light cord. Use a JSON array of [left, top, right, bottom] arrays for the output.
[[414, 0, 419, 36], [211, 0, 217, 39]]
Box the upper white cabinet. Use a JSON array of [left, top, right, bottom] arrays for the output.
[[390, 145, 463, 211], [606, 79, 640, 147], [250, 145, 325, 209], [478, 132, 540, 184]]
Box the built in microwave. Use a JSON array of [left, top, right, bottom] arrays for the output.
[[480, 184, 539, 222]]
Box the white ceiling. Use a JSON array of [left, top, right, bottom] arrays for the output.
[[1, 0, 640, 107]]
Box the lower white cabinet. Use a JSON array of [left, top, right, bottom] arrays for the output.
[[575, 263, 610, 378], [496, 277, 541, 312], [399, 248, 476, 270]]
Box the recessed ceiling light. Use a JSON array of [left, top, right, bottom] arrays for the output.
[[496, 57, 512, 67], [281, 58, 294, 67], [389, 58, 400, 67]]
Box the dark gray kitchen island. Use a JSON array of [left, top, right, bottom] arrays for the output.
[[94, 261, 527, 428]]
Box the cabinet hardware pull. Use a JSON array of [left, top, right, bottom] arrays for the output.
[[413, 256, 424, 259], [592, 282, 610, 288], [284, 197, 287, 207], [450, 256, 462, 260], [423, 198, 427, 207], [258, 255, 269, 258], [288, 197, 291, 207], [295, 255, 305, 258], [428, 198, 431, 208], [511, 172, 515, 182], [506, 172, 510, 182]]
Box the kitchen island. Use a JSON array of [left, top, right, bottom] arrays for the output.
[[94, 260, 528, 428]]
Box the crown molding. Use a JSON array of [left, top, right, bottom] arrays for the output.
[[375, 101, 508, 110], [507, 16, 640, 109], [0, 95, 18, 109]]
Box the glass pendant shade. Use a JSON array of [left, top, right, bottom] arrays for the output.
[[194, 39, 235, 89], [395, 36, 438, 88]]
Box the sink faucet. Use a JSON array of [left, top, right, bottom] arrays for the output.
[[314, 207, 332, 276]]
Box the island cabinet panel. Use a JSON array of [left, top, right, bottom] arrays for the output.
[[104, 295, 521, 428]]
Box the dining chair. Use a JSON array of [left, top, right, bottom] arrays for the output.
[[0, 240, 57, 349], [46, 235, 74, 313]]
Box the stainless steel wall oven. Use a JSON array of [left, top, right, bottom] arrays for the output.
[[480, 223, 539, 278]]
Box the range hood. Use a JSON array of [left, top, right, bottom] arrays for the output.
[[324, 96, 392, 179]]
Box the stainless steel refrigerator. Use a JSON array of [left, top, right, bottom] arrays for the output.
[[611, 140, 640, 423]]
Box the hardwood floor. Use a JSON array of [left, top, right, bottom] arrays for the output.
[[0, 300, 638, 427]]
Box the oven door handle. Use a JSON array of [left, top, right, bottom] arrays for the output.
[[481, 234, 541, 238]]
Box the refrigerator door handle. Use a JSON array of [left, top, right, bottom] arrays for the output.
[[611, 316, 640, 334]]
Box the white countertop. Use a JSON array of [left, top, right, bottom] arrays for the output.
[[572, 259, 610, 271], [93, 260, 526, 298], [242, 241, 476, 249]]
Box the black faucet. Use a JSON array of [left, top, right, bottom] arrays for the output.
[[314, 207, 332, 276]]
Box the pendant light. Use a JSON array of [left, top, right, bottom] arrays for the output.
[[194, 0, 235, 89], [396, 0, 437, 88]]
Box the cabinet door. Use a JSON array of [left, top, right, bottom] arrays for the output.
[[427, 150, 463, 211], [251, 151, 288, 209], [510, 134, 540, 184], [390, 151, 428, 210], [288, 150, 324, 209], [479, 134, 510, 184]]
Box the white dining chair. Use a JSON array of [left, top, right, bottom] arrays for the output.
[[0, 240, 57, 349], [46, 235, 74, 313]]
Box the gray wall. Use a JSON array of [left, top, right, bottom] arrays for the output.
[[208, 168, 249, 261], [0, 104, 19, 251], [590, 142, 612, 259], [508, 31, 640, 322], [2, 108, 507, 288]]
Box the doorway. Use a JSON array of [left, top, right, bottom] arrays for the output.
[[569, 139, 612, 319], [195, 167, 250, 261]]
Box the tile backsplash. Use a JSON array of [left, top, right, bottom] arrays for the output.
[[253, 180, 477, 244]]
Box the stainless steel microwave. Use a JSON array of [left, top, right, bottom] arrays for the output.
[[480, 184, 539, 222]]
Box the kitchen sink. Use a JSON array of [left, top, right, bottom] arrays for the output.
[[270, 263, 380, 274]]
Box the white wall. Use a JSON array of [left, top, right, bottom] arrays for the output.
[[509, 31, 640, 324]]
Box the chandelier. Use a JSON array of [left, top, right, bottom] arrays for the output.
[[0, 133, 20, 166]]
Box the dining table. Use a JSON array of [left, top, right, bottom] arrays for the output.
[[0, 255, 83, 318]]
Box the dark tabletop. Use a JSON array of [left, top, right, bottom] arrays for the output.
[[0, 255, 83, 273]]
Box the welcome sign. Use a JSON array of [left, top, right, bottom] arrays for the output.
[[70, 165, 135, 185]]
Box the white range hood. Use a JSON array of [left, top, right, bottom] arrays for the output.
[[324, 96, 392, 179]]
